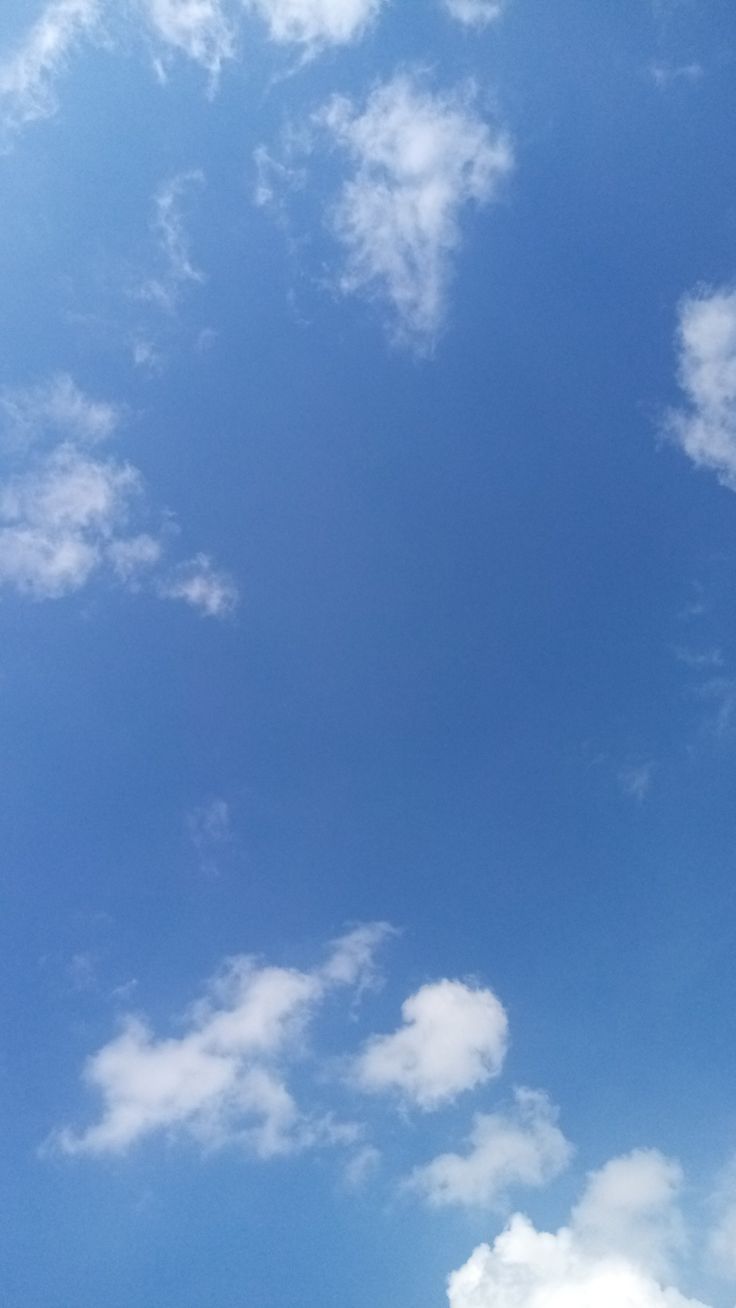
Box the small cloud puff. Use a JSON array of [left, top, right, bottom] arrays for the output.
[[159, 553, 239, 617], [353, 978, 508, 1108]]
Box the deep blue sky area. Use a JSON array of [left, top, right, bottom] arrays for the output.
[[2, 3, 736, 1307]]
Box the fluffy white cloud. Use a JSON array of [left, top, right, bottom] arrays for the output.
[[159, 553, 239, 617], [448, 1216, 707, 1308], [51, 925, 392, 1157], [318, 74, 513, 349], [447, 1150, 701, 1308], [0, 0, 100, 142], [354, 978, 508, 1108], [0, 375, 236, 615], [669, 286, 736, 488], [244, 0, 383, 48], [442, 0, 504, 27], [143, 0, 237, 80], [408, 1089, 571, 1208]]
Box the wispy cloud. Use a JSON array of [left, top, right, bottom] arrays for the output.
[[442, 0, 506, 27], [187, 797, 233, 874], [49, 924, 392, 1157], [142, 0, 237, 84], [316, 73, 513, 350], [0, 0, 101, 145], [668, 286, 736, 489], [353, 978, 508, 1108], [407, 1089, 571, 1209], [136, 171, 206, 314], [448, 1150, 700, 1308], [618, 760, 656, 802]]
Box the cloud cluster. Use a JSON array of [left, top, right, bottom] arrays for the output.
[[52, 924, 392, 1156], [0, 0, 100, 144], [0, 374, 237, 616], [408, 1089, 572, 1208], [354, 978, 508, 1108], [670, 286, 736, 489], [318, 74, 513, 349], [447, 1150, 705, 1308]]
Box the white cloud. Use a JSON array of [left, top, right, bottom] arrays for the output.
[[51, 924, 392, 1157], [0, 375, 236, 615], [142, 0, 237, 82], [137, 171, 206, 313], [669, 287, 736, 489], [244, 0, 383, 48], [159, 553, 239, 617], [0, 373, 120, 449], [354, 978, 508, 1108], [408, 1089, 571, 1208], [442, 0, 505, 27], [447, 1151, 703, 1308], [0, 0, 100, 143], [318, 74, 513, 350]]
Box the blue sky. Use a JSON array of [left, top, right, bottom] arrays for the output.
[[2, 1, 736, 1306]]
